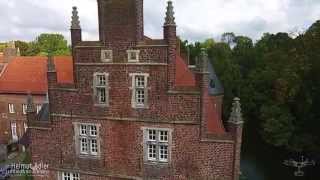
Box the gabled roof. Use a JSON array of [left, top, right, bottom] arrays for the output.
[[175, 55, 196, 87], [0, 56, 73, 94], [208, 60, 224, 96]]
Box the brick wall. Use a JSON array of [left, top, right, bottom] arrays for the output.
[[0, 94, 45, 144]]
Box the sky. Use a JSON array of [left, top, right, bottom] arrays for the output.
[[0, 0, 320, 43]]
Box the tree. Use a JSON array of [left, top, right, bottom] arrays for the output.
[[15, 41, 30, 56], [35, 33, 70, 56]]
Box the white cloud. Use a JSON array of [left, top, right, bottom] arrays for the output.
[[0, 0, 319, 43]]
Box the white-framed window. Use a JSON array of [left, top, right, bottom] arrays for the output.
[[24, 123, 28, 132], [130, 73, 149, 108], [76, 123, 100, 157], [127, 50, 140, 62], [93, 73, 109, 106], [22, 104, 27, 115], [101, 50, 112, 62], [142, 128, 172, 163], [11, 122, 18, 141], [36, 104, 42, 114], [8, 103, 15, 114], [61, 172, 80, 180]]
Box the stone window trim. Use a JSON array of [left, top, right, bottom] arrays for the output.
[[127, 50, 140, 63], [93, 72, 110, 107], [129, 73, 150, 109], [22, 104, 27, 115], [73, 122, 101, 159], [8, 103, 15, 114], [101, 49, 113, 62], [58, 171, 80, 180], [36, 104, 42, 114], [141, 127, 173, 165]]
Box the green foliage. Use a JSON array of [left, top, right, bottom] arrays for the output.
[[15, 41, 30, 56], [35, 33, 70, 56], [181, 19, 320, 153]]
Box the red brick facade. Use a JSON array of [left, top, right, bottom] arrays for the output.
[[28, 1, 243, 179]]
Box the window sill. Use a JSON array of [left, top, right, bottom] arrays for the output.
[[132, 105, 149, 110], [144, 161, 169, 166], [78, 154, 101, 160], [94, 104, 109, 108]]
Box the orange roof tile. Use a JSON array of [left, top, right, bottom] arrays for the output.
[[175, 55, 196, 87], [0, 55, 3, 63], [0, 56, 73, 94]]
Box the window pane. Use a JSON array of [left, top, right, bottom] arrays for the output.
[[72, 173, 80, 180], [80, 138, 88, 154], [97, 88, 106, 103], [91, 139, 98, 155], [97, 75, 106, 86], [63, 172, 71, 180], [135, 76, 145, 87], [148, 144, 156, 161], [80, 125, 87, 135], [148, 130, 156, 141], [159, 145, 168, 162], [159, 130, 168, 142], [90, 125, 97, 136], [136, 89, 145, 104]]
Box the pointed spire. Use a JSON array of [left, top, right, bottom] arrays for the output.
[[26, 93, 35, 113], [47, 54, 56, 72], [71, 6, 81, 29], [228, 97, 243, 125], [17, 47, 20, 56], [164, 1, 176, 26], [196, 48, 209, 72]]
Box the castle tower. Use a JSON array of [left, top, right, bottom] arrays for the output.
[[97, 0, 144, 44]]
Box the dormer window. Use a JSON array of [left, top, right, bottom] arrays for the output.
[[101, 50, 112, 62], [127, 50, 140, 62]]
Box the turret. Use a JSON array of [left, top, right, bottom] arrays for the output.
[[70, 6, 82, 50], [227, 97, 244, 180], [164, 1, 177, 90]]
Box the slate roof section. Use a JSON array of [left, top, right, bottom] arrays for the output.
[[208, 60, 224, 96], [38, 103, 49, 121], [0, 56, 73, 94]]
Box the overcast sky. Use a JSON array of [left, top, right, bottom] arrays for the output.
[[0, 0, 320, 43]]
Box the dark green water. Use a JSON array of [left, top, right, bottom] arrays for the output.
[[240, 125, 320, 180]]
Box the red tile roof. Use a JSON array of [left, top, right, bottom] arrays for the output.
[[175, 55, 196, 87], [0, 55, 3, 63], [0, 56, 73, 94], [207, 96, 226, 134]]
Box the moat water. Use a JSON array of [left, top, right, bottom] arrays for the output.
[[240, 125, 320, 180]]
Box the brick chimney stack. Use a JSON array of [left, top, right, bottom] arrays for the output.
[[3, 41, 18, 63], [227, 97, 244, 180], [195, 49, 210, 138], [47, 55, 57, 89], [70, 6, 82, 50], [164, 0, 177, 90]]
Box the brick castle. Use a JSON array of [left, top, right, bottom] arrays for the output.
[[27, 0, 243, 179]]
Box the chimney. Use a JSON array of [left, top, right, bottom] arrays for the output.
[[47, 55, 57, 89], [3, 41, 17, 63], [164, 0, 177, 90], [70, 6, 82, 50], [194, 49, 210, 138]]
